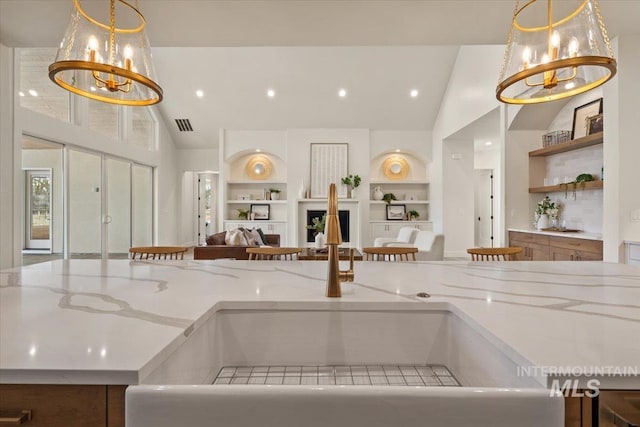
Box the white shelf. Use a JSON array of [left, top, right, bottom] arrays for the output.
[[370, 180, 429, 185], [224, 220, 287, 223], [227, 180, 287, 185], [297, 199, 360, 203], [227, 200, 288, 204], [369, 200, 429, 205]]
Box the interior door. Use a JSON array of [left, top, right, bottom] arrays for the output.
[[25, 170, 52, 250], [68, 150, 102, 258], [474, 169, 494, 248]]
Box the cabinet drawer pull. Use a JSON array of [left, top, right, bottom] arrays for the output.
[[0, 410, 32, 425]]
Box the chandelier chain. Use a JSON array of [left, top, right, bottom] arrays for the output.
[[592, 0, 613, 58], [109, 0, 116, 66]]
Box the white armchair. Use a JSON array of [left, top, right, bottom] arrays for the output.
[[373, 226, 419, 247], [388, 230, 444, 261]]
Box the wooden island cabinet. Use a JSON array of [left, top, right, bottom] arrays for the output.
[[509, 231, 602, 261]]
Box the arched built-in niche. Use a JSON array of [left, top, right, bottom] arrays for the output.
[[227, 151, 286, 182], [369, 151, 426, 182]]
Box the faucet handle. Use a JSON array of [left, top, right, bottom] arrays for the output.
[[340, 248, 355, 283]]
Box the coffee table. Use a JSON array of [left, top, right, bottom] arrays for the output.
[[298, 247, 363, 261]]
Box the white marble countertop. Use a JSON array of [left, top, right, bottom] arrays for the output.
[[508, 228, 603, 241], [1, 260, 639, 387]]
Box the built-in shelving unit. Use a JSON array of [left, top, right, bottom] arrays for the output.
[[528, 132, 604, 194]]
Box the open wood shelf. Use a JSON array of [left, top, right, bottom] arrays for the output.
[[529, 132, 603, 157], [529, 180, 603, 193]]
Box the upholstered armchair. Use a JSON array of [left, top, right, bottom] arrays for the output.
[[388, 230, 444, 261], [373, 226, 419, 247]]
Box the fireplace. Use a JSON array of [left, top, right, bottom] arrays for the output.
[[306, 210, 350, 243]]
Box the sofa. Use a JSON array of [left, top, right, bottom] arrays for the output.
[[194, 231, 280, 260]]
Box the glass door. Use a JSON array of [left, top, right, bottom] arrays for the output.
[[106, 158, 132, 258], [68, 149, 102, 258], [25, 170, 52, 250], [198, 173, 216, 245]]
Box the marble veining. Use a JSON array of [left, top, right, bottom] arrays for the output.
[[1, 260, 639, 385]]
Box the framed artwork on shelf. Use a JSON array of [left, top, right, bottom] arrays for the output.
[[386, 204, 406, 220], [250, 204, 270, 220], [587, 113, 603, 135], [310, 143, 348, 198], [572, 98, 602, 139]]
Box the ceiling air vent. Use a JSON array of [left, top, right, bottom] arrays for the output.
[[175, 118, 193, 132]]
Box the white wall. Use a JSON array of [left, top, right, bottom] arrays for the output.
[[431, 45, 504, 253], [603, 35, 640, 261], [504, 130, 541, 231], [442, 139, 475, 257], [178, 149, 219, 173], [0, 43, 16, 268]]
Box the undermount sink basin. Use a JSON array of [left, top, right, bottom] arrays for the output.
[[127, 305, 563, 427]]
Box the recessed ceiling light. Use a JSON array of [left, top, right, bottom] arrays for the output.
[[90, 86, 97, 92], [485, 141, 493, 146], [28, 89, 38, 97], [410, 89, 419, 98], [266, 89, 275, 98], [196, 90, 204, 98], [18, 91, 24, 97], [395, 149, 401, 153], [255, 148, 261, 152], [338, 88, 347, 98]]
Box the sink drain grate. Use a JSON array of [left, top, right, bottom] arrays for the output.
[[213, 365, 460, 386]]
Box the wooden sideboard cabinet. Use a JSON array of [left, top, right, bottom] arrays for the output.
[[509, 231, 602, 261]]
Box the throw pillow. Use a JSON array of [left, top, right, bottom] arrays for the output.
[[255, 228, 267, 245], [206, 231, 226, 246], [225, 229, 249, 246], [245, 229, 265, 246]]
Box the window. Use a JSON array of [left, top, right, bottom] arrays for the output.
[[88, 101, 119, 138], [19, 48, 70, 122], [129, 107, 155, 149]]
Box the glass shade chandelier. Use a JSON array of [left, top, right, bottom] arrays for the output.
[[496, 0, 616, 104], [49, 0, 163, 106]]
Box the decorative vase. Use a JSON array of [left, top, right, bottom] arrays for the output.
[[298, 181, 305, 199], [271, 192, 280, 200], [536, 214, 549, 230], [314, 232, 326, 249], [373, 186, 384, 201], [350, 187, 357, 199]]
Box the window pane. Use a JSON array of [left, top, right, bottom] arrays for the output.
[[88, 101, 119, 138], [19, 48, 70, 122], [129, 107, 154, 149]]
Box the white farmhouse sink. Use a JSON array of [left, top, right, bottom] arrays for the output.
[[127, 305, 563, 427]]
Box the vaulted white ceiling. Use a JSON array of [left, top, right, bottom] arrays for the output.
[[2, 0, 638, 149]]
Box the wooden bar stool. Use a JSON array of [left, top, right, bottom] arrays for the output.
[[467, 247, 523, 261], [129, 246, 188, 260], [362, 247, 418, 261], [246, 247, 302, 260]]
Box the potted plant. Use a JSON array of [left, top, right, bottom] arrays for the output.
[[535, 196, 558, 230], [340, 174, 361, 198], [382, 193, 397, 205], [305, 214, 327, 249], [237, 208, 250, 220], [269, 187, 281, 200], [408, 210, 420, 221]]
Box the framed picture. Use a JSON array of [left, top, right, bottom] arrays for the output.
[[310, 143, 348, 198], [386, 204, 406, 220], [250, 204, 270, 220], [572, 98, 603, 139], [587, 113, 603, 135]]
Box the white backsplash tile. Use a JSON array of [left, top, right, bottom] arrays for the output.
[[544, 145, 603, 233]]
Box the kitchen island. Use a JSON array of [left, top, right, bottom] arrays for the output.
[[1, 259, 639, 425]]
